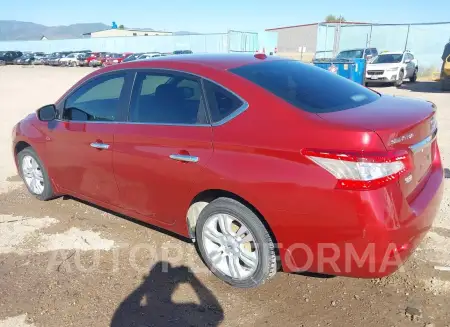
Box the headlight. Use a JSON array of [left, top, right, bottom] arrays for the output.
[[386, 67, 399, 71]]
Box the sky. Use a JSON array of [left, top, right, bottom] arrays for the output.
[[1, 0, 449, 33]]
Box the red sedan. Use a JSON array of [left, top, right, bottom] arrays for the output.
[[12, 54, 443, 288], [103, 52, 133, 66]]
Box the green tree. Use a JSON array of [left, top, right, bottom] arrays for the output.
[[325, 15, 346, 22], [118, 24, 125, 29]]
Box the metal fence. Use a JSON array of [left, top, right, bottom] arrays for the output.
[[0, 30, 260, 54], [316, 22, 450, 74]]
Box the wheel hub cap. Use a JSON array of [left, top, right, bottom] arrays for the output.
[[202, 214, 259, 280], [22, 155, 45, 195]]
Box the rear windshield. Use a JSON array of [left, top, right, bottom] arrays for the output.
[[230, 60, 379, 113]]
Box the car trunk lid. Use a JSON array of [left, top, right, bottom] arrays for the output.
[[317, 95, 437, 198]]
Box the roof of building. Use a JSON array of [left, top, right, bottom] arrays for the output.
[[82, 28, 171, 36], [265, 21, 369, 31]]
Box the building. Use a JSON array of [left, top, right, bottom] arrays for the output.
[[83, 28, 172, 38], [266, 21, 367, 59]]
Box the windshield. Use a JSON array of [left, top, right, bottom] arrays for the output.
[[230, 60, 379, 113], [124, 54, 140, 61], [336, 50, 364, 59], [371, 54, 403, 64]]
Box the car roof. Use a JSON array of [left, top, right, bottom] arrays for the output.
[[114, 53, 284, 71]]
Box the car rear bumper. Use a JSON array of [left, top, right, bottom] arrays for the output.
[[276, 146, 444, 278]]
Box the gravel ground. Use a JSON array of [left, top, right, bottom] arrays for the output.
[[0, 65, 449, 327]]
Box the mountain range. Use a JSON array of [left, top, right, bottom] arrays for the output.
[[0, 20, 197, 41]]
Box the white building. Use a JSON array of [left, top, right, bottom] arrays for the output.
[[83, 28, 172, 38]]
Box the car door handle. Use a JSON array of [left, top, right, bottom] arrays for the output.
[[169, 154, 199, 163], [90, 142, 110, 150]]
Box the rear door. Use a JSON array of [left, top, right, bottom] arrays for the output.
[[46, 71, 133, 205], [113, 70, 213, 225]]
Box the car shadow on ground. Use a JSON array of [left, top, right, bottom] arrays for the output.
[[63, 195, 192, 243], [399, 81, 448, 93], [110, 261, 224, 327], [369, 81, 448, 93]]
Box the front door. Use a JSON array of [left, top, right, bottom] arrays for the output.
[[46, 72, 131, 205], [113, 70, 213, 225]]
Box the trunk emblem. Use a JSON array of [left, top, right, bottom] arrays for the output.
[[404, 174, 413, 184], [390, 133, 414, 145]]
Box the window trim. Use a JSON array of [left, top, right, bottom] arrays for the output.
[[55, 67, 249, 126], [125, 68, 248, 127]]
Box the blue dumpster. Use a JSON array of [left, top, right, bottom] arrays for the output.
[[313, 58, 366, 85]]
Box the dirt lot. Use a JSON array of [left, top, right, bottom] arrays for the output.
[[0, 65, 449, 327]]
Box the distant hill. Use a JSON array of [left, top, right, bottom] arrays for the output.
[[0, 20, 110, 40], [0, 20, 199, 41]]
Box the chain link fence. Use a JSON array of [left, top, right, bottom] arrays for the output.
[[316, 22, 450, 76], [0, 31, 259, 54]]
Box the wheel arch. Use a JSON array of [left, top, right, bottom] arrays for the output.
[[186, 189, 279, 248], [15, 141, 32, 156]]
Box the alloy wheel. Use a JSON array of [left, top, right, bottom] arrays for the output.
[[202, 213, 259, 280], [22, 155, 45, 195]]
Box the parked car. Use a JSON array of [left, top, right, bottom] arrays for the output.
[[173, 50, 193, 55], [336, 48, 378, 60], [122, 53, 144, 63], [78, 52, 100, 67], [89, 53, 112, 67], [0, 51, 23, 64], [48, 53, 65, 66], [366, 51, 418, 87], [137, 52, 163, 60], [12, 54, 443, 288], [59, 53, 83, 67], [13, 54, 35, 65], [31, 52, 47, 64], [103, 53, 133, 66]]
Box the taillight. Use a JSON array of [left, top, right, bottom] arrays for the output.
[[301, 149, 412, 190]]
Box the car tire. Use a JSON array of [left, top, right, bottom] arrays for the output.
[[395, 70, 404, 87], [196, 197, 277, 288], [410, 69, 418, 82], [17, 147, 55, 201]]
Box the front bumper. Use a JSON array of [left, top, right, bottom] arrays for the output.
[[366, 72, 399, 83], [276, 145, 444, 278]]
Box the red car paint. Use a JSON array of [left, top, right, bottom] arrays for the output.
[[12, 54, 444, 278], [103, 52, 133, 66]]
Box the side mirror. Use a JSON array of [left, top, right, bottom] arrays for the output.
[[365, 54, 373, 60], [404, 59, 411, 63], [37, 104, 57, 121]]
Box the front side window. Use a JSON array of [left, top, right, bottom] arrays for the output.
[[231, 60, 379, 113], [64, 73, 126, 121], [129, 72, 208, 125]]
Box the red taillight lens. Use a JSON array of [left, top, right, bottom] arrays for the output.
[[301, 149, 412, 190]]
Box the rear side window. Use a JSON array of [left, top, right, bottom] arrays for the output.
[[230, 60, 379, 113], [203, 80, 243, 123]]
